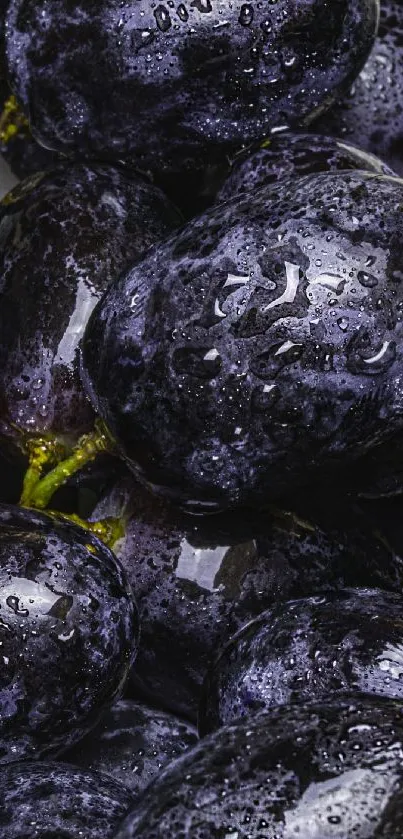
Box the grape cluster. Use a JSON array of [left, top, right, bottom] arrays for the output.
[[1, 1, 403, 837]]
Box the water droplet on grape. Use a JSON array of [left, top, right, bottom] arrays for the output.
[[177, 3, 189, 21], [357, 270, 378, 288], [154, 5, 172, 32], [239, 4, 254, 26]]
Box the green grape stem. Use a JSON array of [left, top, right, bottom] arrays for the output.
[[26, 425, 111, 510]]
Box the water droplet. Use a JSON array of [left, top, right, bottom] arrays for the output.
[[177, 3, 189, 20], [6, 595, 29, 617], [191, 0, 212, 11], [251, 341, 304, 380], [223, 273, 250, 289], [274, 340, 300, 357], [239, 4, 254, 25], [57, 628, 75, 643], [262, 261, 300, 312], [140, 29, 155, 46], [214, 299, 226, 319], [309, 273, 346, 293], [357, 270, 378, 288], [347, 331, 396, 375], [337, 317, 349, 332], [204, 348, 220, 361], [363, 340, 393, 365], [365, 255, 376, 268], [154, 5, 172, 31]]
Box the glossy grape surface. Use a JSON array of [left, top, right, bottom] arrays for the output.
[[82, 171, 403, 511], [92, 477, 401, 720], [116, 696, 403, 839], [5, 0, 378, 175], [0, 163, 180, 442], [0, 761, 133, 838], [315, 0, 403, 177], [66, 699, 197, 795], [217, 131, 395, 203], [199, 588, 403, 734], [0, 503, 139, 763]]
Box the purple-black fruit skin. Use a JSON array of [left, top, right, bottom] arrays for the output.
[[217, 131, 396, 203], [82, 170, 403, 512], [91, 477, 402, 721], [199, 587, 403, 735], [0, 503, 139, 763], [314, 0, 403, 177], [0, 162, 180, 443], [5, 0, 379, 175], [65, 699, 198, 795], [0, 761, 133, 839], [115, 696, 403, 839]]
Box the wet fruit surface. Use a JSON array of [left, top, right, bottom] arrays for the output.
[[199, 588, 403, 734], [0, 162, 180, 442], [1, 3, 403, 834], [217, 131, 396, 203], [315, 0, 403, 177], [66, 699, 198, 795], [0, 761, 133, 838], [82, 170, 403, 511], [5, 0, 378, 174], [115, 696, 403, 839], [0, 503, 139, 763], [91, 478, 402, 720]]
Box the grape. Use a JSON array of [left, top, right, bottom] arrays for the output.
[[91, 477, 401, 720], [199, 588, 403, 734], [0, 761, 133, 839], [0, 503, 139, 763], [115, 696, 403, 839], [217, 131, 396, 203], [0, 162, 180, 511], [5, 0, 379, 176], [66, 699, 197, 795], [376, 787, 403, 838], [82, 170, 403, 511], [315, 0, 403, 177], [0, 162, 180, 441]]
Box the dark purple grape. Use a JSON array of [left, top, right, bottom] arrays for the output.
[[65, 699, 197, 795], [114, 696, 403, 839], [217, 131, 396, 203], [314, 0, 403, 177], [91, 477, 401, 721], [199, 588, 403, 735], [5, 0, 378, 176], [376, 787, 403, 838], [0, 761, 133, 839], [82, 171, 403, 512], [0, 503, 139, 763], [0, 162, 180, 445]]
